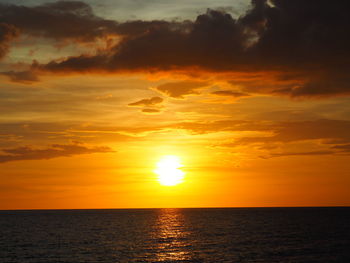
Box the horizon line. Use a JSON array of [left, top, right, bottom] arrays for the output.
[[1, 205, 349, 211]]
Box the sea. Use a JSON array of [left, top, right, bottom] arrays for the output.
[[0, 207, 349, 262]]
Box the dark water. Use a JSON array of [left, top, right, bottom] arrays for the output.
[[0, 208, 349, 263]]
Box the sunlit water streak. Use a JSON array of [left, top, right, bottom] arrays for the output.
[[0, 208, 349, 262], [153, 209, 191, 261]]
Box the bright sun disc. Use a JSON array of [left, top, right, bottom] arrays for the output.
[[155, 155, 185, 186]]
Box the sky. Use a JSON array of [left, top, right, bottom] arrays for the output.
[[0, 0, 350, 209]]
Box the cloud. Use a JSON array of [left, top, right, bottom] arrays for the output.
[[0, 0, 181, 58], [3, 119, 349, 148], [155, 81, 207, 98], [1, 118, 349, 160], [0, 121, 166, 145], [0, 23, 19, 59], [31, 0, 350, 97], [128, 97, 163, 107], [141, 108, 161, 114], [261, 150, 334, 159], [0, 142, 112, 163], [331, 144, 350, 153], [174, 120, 273, 134], [203, 119, 350, 158], [38, 9, 245, 72], [234, 119, 350, 145], [0, 1, 118, 42], [176, 118, 350, 158], [172, 119, 350, 148], [211, 90, 250, 98], [0, 70, 39, 83]]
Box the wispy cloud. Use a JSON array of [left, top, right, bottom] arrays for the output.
[[0, 142, 112, 163], [155, 81, 207, 99], [128, 97, 163, 107], [0, 70, 39, 83], [211, 90, 250, 98], [260, 150, 334, 159]]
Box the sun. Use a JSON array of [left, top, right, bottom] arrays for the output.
[[155, 155, 185, 186]]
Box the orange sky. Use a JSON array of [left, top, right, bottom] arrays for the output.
[[0, 0, 350, 209]]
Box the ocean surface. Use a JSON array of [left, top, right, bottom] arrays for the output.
[[0, 207, 349, 262]]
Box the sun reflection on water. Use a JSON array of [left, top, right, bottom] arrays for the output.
[[154, 208, 192, 261]]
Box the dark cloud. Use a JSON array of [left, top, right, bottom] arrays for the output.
[[128, 96, 163, 107], [0, 70, 39, 83], [39, 9, 245, 72], [0, 23, 19, 59], [33, 0, 350, 97], [211, 90, 250, 98], [261, 150, 334, 159], [141, 108, 161, 114], [0, 0, 183, 50], [0, 1, 119, 42], [0, 142, 112, 163], [331, 144, 350, 153], [155, 81, 207, 99], [112, 20, 179, 37]]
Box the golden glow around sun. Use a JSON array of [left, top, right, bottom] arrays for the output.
[[155, 155, 185, 186]]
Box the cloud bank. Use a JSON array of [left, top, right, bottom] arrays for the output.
[[1, 0, 350, 97]]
